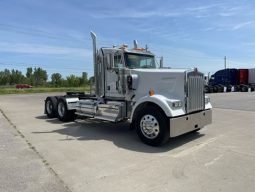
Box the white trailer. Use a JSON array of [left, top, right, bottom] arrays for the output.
[[44, 32, 212, 146], [249, 68, 255, 85]]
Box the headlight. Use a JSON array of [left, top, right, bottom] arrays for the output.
[[172, 101, 183, 108], [205, 97, 210, 104]]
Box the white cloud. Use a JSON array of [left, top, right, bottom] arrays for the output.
[[89, 3, 227, 19], [187, 3, 223, 12], [90, 10, 184, 19], [219, 6, 248, 17], [232, 21, 253, 30], [0, 42, 92, 58], [203, 27, 215, 32]]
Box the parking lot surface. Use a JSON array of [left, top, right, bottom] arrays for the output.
[[0, 92, 255, 192]]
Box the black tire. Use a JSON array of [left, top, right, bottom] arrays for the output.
[[226, 85, 232, 92], [45, 97, 57, 118], [209, 86, 214, 93], [234, 85, 239, 92], [240, 85, 248, 92], [135, 106, 169, 146], [204, 85, 210, 93], [213, 86, 218, 93], [57, 99, 75, 122], [218, 85, 224, 92]]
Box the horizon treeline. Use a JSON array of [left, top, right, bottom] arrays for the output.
[[0, 67, 92, 87]]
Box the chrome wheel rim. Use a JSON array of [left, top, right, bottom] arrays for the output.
[[46, 100, 53, 114], [140, 115, 159, 139], [58, 102, 65, 117]]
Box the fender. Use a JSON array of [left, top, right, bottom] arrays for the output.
[[65, 97, 79, 110], [130, 94, 185, 122]]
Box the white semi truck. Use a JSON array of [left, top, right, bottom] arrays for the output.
[[44, 32, 212, 146]]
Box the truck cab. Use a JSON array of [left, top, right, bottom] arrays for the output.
[[45, 32, 212, 146]]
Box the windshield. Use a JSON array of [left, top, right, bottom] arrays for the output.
[[124, 53, 156, 69]]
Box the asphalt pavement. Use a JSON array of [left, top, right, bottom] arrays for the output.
[[0, 92, 255, 192]]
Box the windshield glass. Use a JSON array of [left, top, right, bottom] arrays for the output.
[[124, 53, 156, 69]]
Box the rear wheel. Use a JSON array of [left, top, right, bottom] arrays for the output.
[[213, 86, 218, 93], [204, 85, 210, 93], [234, 85, 239, 92], [135, 106, 169, 146], [45, 97, 57, 118], [57, 99, 75, 122], [240, 85, 248, 92]]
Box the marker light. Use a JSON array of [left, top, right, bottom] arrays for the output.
[[149, 89, 155, 96]]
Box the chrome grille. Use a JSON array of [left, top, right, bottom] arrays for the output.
[[186, 71, 205, 113]]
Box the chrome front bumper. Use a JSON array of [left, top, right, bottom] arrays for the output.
[[170, 109, 212, 137]]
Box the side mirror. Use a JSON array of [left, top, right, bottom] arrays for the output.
[[105, 54, 114, 70]]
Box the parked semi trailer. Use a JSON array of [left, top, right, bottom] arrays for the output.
[[44, 32, 212, 146], [249, 68, 255, 85], [205, 68, 255, 93]]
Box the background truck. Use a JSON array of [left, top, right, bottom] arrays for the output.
[[44, 32, 212, 146], [205, 68, 255, 93]]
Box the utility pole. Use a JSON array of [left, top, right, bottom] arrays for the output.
[[224, 56, 226, 69]]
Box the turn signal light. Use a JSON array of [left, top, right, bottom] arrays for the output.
[[149, 89, 155, 96]]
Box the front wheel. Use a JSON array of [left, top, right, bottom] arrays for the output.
[[135, 106, 169, 146], [57, 99, 75, 122]]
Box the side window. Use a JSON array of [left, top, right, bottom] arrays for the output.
[[114, 54, 124, 68], [105, 54, 113, 70]]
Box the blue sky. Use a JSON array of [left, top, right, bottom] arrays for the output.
[[0, 0, 255, 78]]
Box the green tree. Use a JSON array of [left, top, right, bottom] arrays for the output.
[[66, 74, 80, 87], [89, 76, 94, 84], [79, 72, 88, 86], [0, 71, 4, 85], [33, 67, 48, 86], [51, 73, 62, 87], [26, 67, 33, 78], [0, 69, 11, 85], [25, 67, 34, 85], [10, 69, 26, 84]]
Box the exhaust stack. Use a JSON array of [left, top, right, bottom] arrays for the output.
[[134, 40, 138, 49], [160, 56, 164, 68], [90, 31, 99, 97]]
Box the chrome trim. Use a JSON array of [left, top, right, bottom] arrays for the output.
[[140, 114, 160, 139], [90, 31, 99, 97], [170, 109, 212, 137], [186, 70, 205, 113]]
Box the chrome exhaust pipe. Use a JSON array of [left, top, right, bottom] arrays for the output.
[[90, 31, 99, 97]]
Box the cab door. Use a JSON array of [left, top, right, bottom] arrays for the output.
[[104, 51, 126, 99]]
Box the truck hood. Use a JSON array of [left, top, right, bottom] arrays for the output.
[[130, 68, 188, 101]]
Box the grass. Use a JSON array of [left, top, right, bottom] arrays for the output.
[[0, 86, 90, 95]]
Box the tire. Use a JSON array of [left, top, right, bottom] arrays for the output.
[[135, 106, 169, 146], [204, 85, 210, 93], [45, 97, 57, 118], [213, 86, 218, 93], [57, 99, 75, 122], [226, 85, 232, 92], [240, 85, 248, 92], [234, 85, 239, 92], [218, 85, 224, 92]]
